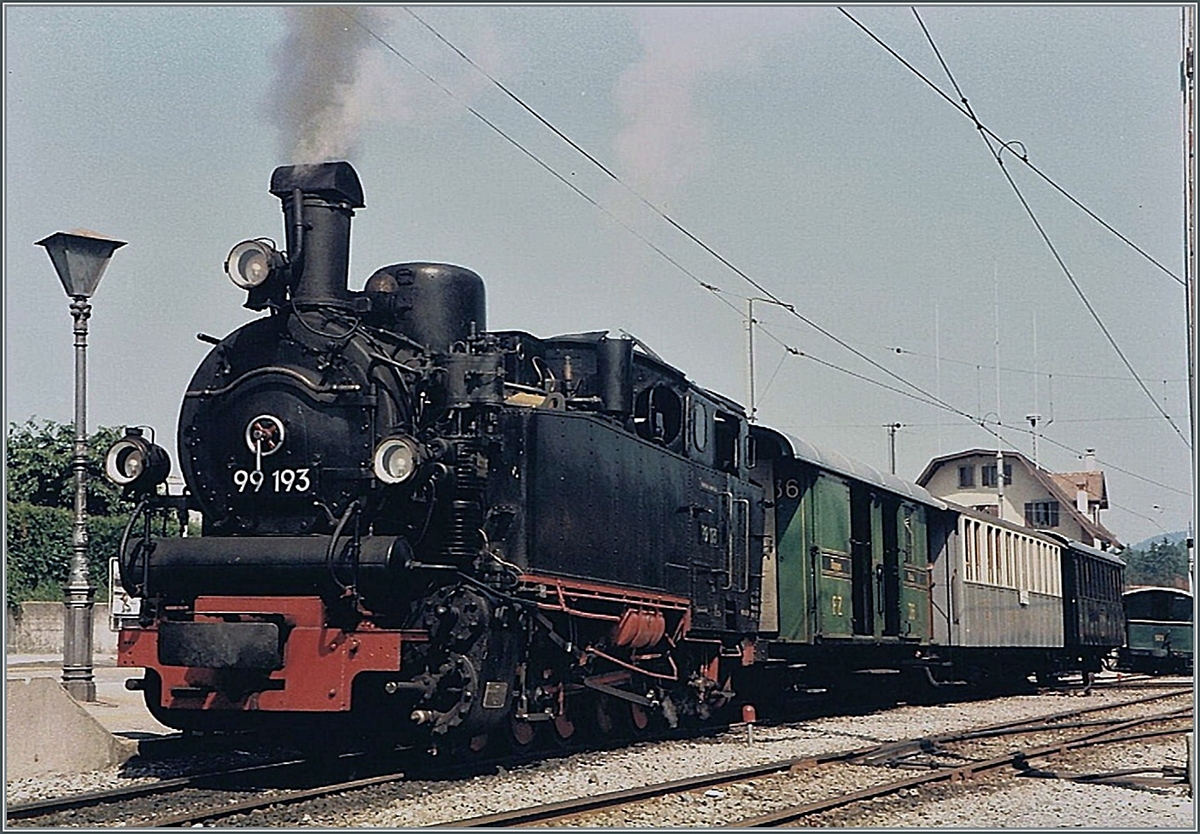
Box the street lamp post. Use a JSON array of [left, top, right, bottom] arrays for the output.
[[36, 230, 126, 702]]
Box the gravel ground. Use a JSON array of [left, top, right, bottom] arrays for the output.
[[6, 684, 1194, 829], [326, 687, 1196, 829]]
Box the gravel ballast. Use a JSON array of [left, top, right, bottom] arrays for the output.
[[7, 684, 1194, 829]]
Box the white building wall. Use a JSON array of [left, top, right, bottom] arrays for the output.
[[922, 454, 1094, 544]]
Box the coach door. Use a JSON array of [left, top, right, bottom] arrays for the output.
[[850, 483, 875, 637], [897, 502, 930, 640], [811, 471, 853, 638], [878, 495, 902, 637]]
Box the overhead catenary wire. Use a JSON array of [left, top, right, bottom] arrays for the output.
[[908, 7, 1190, 451], [346, 8, 1191, 511], [340, 9, 747, 326], [841, 6, 1185, 289], [383, 7, 988, 424]]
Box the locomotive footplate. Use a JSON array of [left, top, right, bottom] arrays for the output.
[[118, 596, 422, 713]]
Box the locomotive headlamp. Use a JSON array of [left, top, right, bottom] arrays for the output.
[[104, 428, 171, 492], [225, 239, 282, 290], [373, 436, 422, 484]]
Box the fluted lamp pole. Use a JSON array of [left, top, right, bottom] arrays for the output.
[[36, 230, 126, 702]]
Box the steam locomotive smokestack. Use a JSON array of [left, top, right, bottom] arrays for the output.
[[269, 161, 365, 306]]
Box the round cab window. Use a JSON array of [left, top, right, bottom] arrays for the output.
[[634, 384, 682, 445]]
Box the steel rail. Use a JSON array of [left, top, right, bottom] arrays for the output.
[[436, 692, 1192, 828], [734, 715, 1192, 827], [4, 757, 307, 822], [139, 770, 413, 828]]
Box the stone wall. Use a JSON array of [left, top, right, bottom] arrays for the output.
[[6, 601, 118, 654]]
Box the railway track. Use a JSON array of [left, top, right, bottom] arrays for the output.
[[7, 685, 1190, 827], [435, 687, 1193, 828], [4, 756, 314, 828]]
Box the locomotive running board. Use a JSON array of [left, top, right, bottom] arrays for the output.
[[582, 677, 656, 707]]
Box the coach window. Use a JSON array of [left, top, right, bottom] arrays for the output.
[[1004, 532, 1014, 588], [985, 528, 996, 584], [1033, 543, 1043, 594], [1171, 593, 1193, 621], [1019, 537, 1029, 590], [961, 520, 970, 581], [972, 520, 983, 582], [902, 508, 915, 562]]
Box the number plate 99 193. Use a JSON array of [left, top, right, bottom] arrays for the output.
[[233, 467, 312, 494]]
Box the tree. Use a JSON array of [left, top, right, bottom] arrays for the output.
[[1121, 537, 1190, 590], [5, 419, 134, 606]]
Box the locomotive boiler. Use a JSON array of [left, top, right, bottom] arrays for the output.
[[112, 161, 762, 751]]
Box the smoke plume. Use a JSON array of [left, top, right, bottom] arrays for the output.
[[613, 7, 809, 201], [269, 6, 389, 163]]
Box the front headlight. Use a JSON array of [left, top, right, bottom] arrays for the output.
[[373, 436, 421, 484], [105, 428, 171, 492], [224, 239, 282, 290]]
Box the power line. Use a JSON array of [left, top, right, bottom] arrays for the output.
[[888, 345, 1188, 383], [907, 6, 1190, 451], [351, 9, 974, 424], [341, 9, 747, 327], [839, 6, 1185, 288], [349, 8, 1191, 505], [388, 7, 983, 422]]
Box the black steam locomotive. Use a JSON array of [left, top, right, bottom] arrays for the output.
[[111, 161, 1125, 754]]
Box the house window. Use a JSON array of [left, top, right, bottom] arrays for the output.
[[972, 504, 998, 516], [981, 464, 1012, 487], [958, 465, 974, 488], [1025, 500, 1060, 528]]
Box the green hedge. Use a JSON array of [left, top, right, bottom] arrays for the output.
[[5, 502, 131, 606], [6, 419, 143, 609]]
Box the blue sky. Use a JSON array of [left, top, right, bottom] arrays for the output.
[[4, 4, 1193, 546]]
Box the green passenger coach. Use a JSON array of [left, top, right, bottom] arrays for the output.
[[749, 427, 943, 691]]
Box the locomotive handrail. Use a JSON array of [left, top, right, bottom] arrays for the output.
[[325, 499, 362, 596], [721, 491, 734, 592], [116, 496, 151, 596], [720, 493, 753, 594], [185, 365, 361, 398], [734, 496, 744, 592]]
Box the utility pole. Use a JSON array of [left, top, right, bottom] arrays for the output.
[[885, 423, 902, 474], [1184, 5, 1195, 595], [745, 296, 794, 423], [1026, 413, 1041, 469]]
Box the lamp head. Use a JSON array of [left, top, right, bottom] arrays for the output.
[[36, 229, 126, 298]]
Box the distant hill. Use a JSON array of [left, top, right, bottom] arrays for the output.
[[1127, 531, 1190, 552]]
